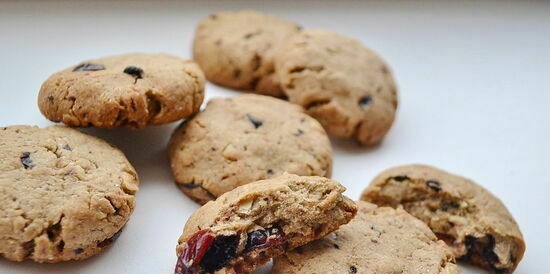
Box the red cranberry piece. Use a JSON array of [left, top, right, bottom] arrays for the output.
[[175, 229, 215, 274], [245, 226, 285, 251]]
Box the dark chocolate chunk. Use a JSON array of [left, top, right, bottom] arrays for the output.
[[246, 113, 263, 129], [426, 180, 442, 191], [200, 234, 239, 273], [245, 226, 286, 251], [97, 229, 123, 248], [233, 69, 241, 79], [440, 201, 460, 211], [73, 63, 105, 71], [349, 266, 357, 273], [293, 129, 304, 136], [392, 175, 409, 182], [267, 169, 274, 175], [20, 152, 34, 169], [123, 66, 143, 79], [333, 243, 340, 249], [178, 183, 202, 189], [358, 95, 372, 110]]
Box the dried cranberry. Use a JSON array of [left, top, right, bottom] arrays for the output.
[[176, 230, 215, 274], [245, 226, 285, 251], [175, 230, 239, 274]]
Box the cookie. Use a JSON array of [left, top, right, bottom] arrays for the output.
[[275, 30, 398, 145], [38, 53, 205, 129], [193, 10, 301, 97], [0, 125, 139, 262], [361, 164, 525, 274], [174, 173, 357, 274], [168, 94, 332, 204], [273, 201, 459, 274]]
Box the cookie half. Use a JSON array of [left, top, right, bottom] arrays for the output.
[[168, 94, 332, 204], [0, 125, 139, 262], [273, 201, 459, 274], [361, 164, 525, 274], [193, 10, 301, 96], [276, 30, 398, 145], [174, 174, 357, 274], [38, 53, 205, 129]]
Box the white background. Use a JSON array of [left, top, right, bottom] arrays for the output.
[[0, 1, 548, 273]]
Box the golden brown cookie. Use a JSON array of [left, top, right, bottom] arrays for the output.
[[168, 94, 332, 204], [193, 11, 301, 96], [0, 125, 139, 262], [276, 30, 398, 145], [38, 53, 205, 129], [174, 174, 357, 274], [361, 164, 525, 274]]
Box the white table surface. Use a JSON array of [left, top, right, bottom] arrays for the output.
[[0, 1, 548, 273]]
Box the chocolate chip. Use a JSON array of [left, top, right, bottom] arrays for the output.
[[123, 66, 143, 79], [440, 201, 460, 211], [482, 234, 499, 264], [267, 169, 274, 175], [233, 69, 241, 79], [426, 180, 441, 191], [349, 266, 357, 273], [62, 144, 72, 151], [178, 183, 202, 189], [393, 175, 409, 182], [246, 113, 263, 129], [97, 229, 123, 248], [293, 129, 304, 136], [358, 95, 372, 110], [20, 152, 34, 169], [333, 243, 340, 249], [200, 234, 239, 273], [73, 248, 84, 254], [73, 63, 105, 71]]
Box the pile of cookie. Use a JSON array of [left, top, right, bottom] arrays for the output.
[[0, 10, 524, 274]]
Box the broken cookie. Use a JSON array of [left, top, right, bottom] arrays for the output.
[[361, 164, 525, 274], [174, 174, 357, 274]]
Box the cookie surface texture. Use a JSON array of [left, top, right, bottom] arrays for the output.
[[38, 53, 205, 128], [168, 94, 332, 204], [0, 125, 139, 262], [361, 164, 525, 274], [273, 201, 459, 274], [193, 10, 301, 96], [276, 30, 398, 145], [175, 173, 357, 274]]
